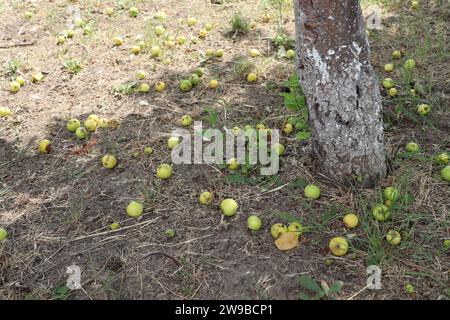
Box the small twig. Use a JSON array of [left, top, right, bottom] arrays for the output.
[[0, 41, 36, 49]]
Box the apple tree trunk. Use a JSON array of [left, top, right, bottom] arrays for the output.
[[294, 0, 386, 187]]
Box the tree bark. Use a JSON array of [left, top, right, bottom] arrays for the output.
[[294, 0, 386, 187]]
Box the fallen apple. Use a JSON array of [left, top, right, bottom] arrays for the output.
[[405, 283, 415, 294], [404, 59, 416, 71], [102, 155, 117, 169], [83, 26, 92, 35], [220, 198, 238, 216], [15, 76, 25, 86], [155, 10, 166, 21], [199, 191, 213, 205], [227, 158, 239, 170], [405, 142, 420, 153], [386, 230, 401, 245], [199, 29, 208, 38], [0, 227, 7, 241], [157, 163, 173, 180], [392, 50, 402, 59], [24, 11, 33, 19], [57, 35, 65, 45], [304, 184, 320, 200], [176, 35, 186, 45], [272, 143, 285, 156], [84, 119, 97, 132], [247, 73, 257, 83], [189, 74, 201, 87], [206, 48, 215, 57], [384, 199, 392, 207], [443, 239, 450, 248], [168, 136, 180, 149], [131, 45, 141, 55], [0, 107, 12, 117], [165, 229, 176, 238], [165, 40, 175, 48], [126, 201, 143, 218], [287, 221, 303, 236], [136, 70, 147, 80], [31, 72, 44, 83], [110, 222, 120, 230], [105, 7, 114, 16], [411, 1, 419, 10], [382, 78, 395, 89], [129, 7, 139, 18], [209, 79, 219, 89], [38, 139, 51, 154], [383, 187, 399, 201], [155, 25, 165, 36], [194, 67, 205, 77], [155, 81, 166, 92], [249, 49, 260, 58], [98, 118, 108, 128], [286, 49, 296, 59], [249, 21, 257, 29], [139, 83, 150, 93], [271, 223, 288, 239], [343, 213, 359, 229], [74, 18, 85, 28], [66, 119, 81, 132], [144, 147, 153, 155], [75, 127, 88, 139], [187, 17, 197, 27], [384, 63, 394, 72], [417, 103, 430, 116], [150, 46, 161, 57], [180, 115, 193, 126], [163, 58, 171, 65], [9, 81, 21, 93], [179, 79, 192, 92], [247, 215, 262, 231], [256, 123, 265, 130], [113, 36, 124, 46], [329, 237, 349, 256], [441, 165, 450, 182], [214, 49, 224, 58], [66, 29, 75, 38], [372, 204, 390, 221], [204, 23, 213, 31], [437, 152, 449, 164], [283, 123, 293, 134]]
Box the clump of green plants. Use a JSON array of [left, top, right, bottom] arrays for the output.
[[232, 56, 255, 78], [228, 11, 250, 36], [64, 59, 83, 74], [114, 82, 138, 95], [2, 59, 21, 79], [298, 275, 343, 300]]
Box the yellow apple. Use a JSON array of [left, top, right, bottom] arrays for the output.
[[386, 230, 401, 245], [214, 49, 224, 57], [110, 222, 120, 230], [384, 63, 394, 72], [113, 36, 124, 46], [139, 83, 150, 93], [249, 49, 260, 58], [66, 119, 81, 132], [102, 155, 117, 169], [220, 198, 238, 216], [156, 163, 173, 179], [304, 184, 320, 200], [187, 17, 197, 27], [271, 223, 288, 239], [329, 237, 349, 256], [150, 46, 161, 57], [38, 139, 51, 154], [155, 81, 166, 92], [247, 73, 257, 83], [0, 107, 12, 117], [57, 35, 65, 45], [126, 201, 143, 218], [131, 45, 141, 55], [227, 158, 239, 170], [0, 228, 7, 241], [180, 115, 193, 126], [209, 79, 219, 89], [343, 213, 359, 228], [168, 136, 180, 149], [247, 215, 262, 231], [97, 118, 108, 128], [9, 81, 21, 93], [16, 76, 25, 86], [199, 29, 208, 38], [105, 7, 114, 16], [88, 114, 99, 124], [84, 119, 97, 132], [155, 25, 165, 36], [136, 70, 147, 80], [75, 127, 88, 139], [283, 123, 293, 134], [176, 35, 186, 45], [199, 191, 213, 205]]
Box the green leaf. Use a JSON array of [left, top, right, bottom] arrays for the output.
[[298, 275, 323, 294], [296, 131, 310, 140], [298, 292, 312, 300], [328, 281, 344, 295]]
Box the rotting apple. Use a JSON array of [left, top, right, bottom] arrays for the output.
[[417, 103, 430, 116], [329, 237, 349, 256], [372, 204, 390, 221], [287, 221, 303, 236], [271, 223, 287, 239], [38, 139, 51, 154]]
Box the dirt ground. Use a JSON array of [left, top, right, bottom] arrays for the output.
[[0, 0, 449, 300]]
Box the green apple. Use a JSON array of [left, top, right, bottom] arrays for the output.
[[386, 230, 401, 245], [441, 166, 450, 182], [165, 40, 175, 48], [382, 78, 395, 89], [189, 74, 200, 86], [249, 49, 260, 58], [9, 81, 21, 93], [256, 123, 265, 130], [443, 239, 450, 248], [15, 76, 25, 86], [287, 221, 303, 236], [329, 237, 349, 256], [24, 11, 33, 19], [304, 184, 320, 200], [247, 215, 262, 231], [220, 198, 238, 216], [214, 49, 224, 58], [179, 79, 192, 92], [168, 136, 180, 149], [144, 147, 153, 155], [38, 139, 51, 154], [139, 83, 150, 93], [383, 187, 399, 201], [75, 127, 88, 139], [286, 49, 296, 59], [0, 107, 12, 117], [88, 114, 99, 124], [66, 119, 81, 132], [392, 50, 402, 59], [194, 67, 205, 77], [102, 155, 117, 169], [272, 143, 285, 156], [180, 115, 193, 126], [165, 229, 176, 238], [176, 35, 186, 45], [411, 1, 419, 10], [405, 142, 420, 153], [129, 7, 139, 17], [417, 104, 430, 116], [404, 59, 416, 70], [247, 73, 257, 83], [0, 227, 7, 241], [150, 46, 161, 57], [66, 29, 75, 38], [110, 222, 120, 230], [206, 48, 215, 57], [136, 70, 147, 80], [84, 119, 97, 132], [384, 63, 394, 72], [405, 283, 415, 294], [98, 118, 108, 128], [437, 152, 449, 164], [388, 88, 398, 97], [343, 213, 359, 229], [372, 205, 390, 221], [283, 123, 293, 134], [127, 201, 143, 218], [271, 223, 287, 239], [199, 191, 213, 205], [157, 164, 173, 179], [155, 25, 165, 36]]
